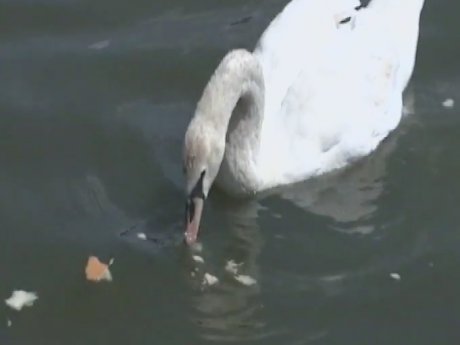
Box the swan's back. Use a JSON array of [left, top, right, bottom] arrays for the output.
[[251, 0, 425, 187], [253, 0, 360, 119]]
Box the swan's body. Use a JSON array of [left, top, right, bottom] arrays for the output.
[[183, 0, 425, 243]]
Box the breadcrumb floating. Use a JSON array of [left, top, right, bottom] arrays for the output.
[[442, 98, 454, 108], [85, 256, 113, 282], [192, 255, 204, 263], [390, 273, 401, 281], [203, 273, 219, 286], [235, 275, 257, 286], [225, 260, 241, 275], [136, 233, 147, 240], [5, 290, 38, 311]]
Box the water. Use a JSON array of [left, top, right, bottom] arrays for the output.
[[1, 0, 460, 344]]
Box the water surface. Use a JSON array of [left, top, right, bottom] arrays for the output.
[[1, 0, 460, 344]]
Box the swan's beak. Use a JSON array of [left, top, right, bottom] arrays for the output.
[[185, 197, 204, 245]]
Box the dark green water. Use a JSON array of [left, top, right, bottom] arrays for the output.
[[1, 0, 460, 344]]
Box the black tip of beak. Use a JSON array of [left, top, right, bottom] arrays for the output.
[[185, 170, 206, 223], [185, 198, 195, 223], [184, 170, 207, 244]]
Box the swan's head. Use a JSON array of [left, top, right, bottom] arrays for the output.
[[183, 117, 225, 244]]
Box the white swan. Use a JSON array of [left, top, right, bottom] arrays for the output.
[[183, 0, 425, 243]]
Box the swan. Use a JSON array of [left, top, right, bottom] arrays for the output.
[[183, 0, 425, 244]]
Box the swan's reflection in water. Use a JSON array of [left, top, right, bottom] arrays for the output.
[[187, 197, 272, 342], [276, 128, 398, 233], [188, 122, 432, 343]]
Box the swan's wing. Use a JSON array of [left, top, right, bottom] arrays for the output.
[[256, 0, 424, 180], [262, 43, 401, 177]]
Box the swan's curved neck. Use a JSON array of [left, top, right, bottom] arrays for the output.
[[196, 49, 265, 194]]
